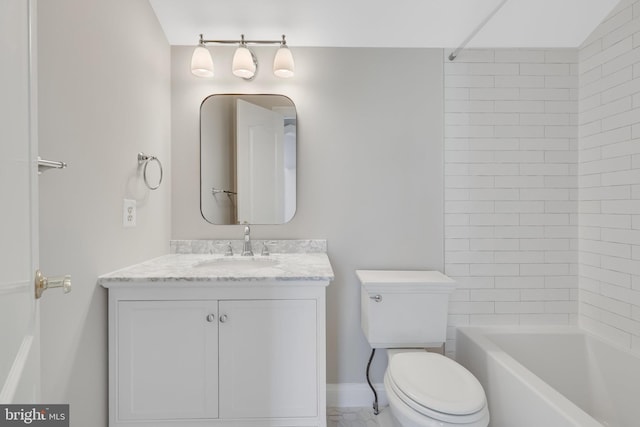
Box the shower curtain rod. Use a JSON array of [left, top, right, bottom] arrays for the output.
[[448, 0, 510, 61]]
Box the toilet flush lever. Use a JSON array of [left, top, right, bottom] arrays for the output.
[[369, 294, 383, 303]]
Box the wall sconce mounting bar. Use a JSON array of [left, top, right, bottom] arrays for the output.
[[199, 34, 286, 46]]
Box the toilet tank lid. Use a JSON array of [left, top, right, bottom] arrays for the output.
[[356, 270, 456, 293]]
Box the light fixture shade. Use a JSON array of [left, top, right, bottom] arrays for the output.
[[232, 46, 256, 79], [191, 45, 214, 78], [273, 46, 295, 78]]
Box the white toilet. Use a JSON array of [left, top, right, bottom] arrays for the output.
[[357, 270, 489, 427]]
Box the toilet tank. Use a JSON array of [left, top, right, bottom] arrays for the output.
[[357, 270, 456, 348]]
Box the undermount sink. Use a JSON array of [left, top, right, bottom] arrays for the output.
[[194, 257, 280, 270]]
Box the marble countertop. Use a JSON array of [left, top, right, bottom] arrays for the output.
[[98, 252, 334, 288]]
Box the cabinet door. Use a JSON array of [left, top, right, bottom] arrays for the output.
[[117, 301, 218, 421], [219, 299, 317, 418]]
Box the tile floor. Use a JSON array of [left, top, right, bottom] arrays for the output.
[[328, 406, 397, 427], [327, 407, 379, 427]]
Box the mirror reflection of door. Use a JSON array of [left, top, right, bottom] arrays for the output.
[[236, 99, 286, 224]]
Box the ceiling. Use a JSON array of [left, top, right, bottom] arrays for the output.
[[149, 0, 620, 49]]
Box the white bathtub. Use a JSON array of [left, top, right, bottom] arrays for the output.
[[456, 326, 640, 427]]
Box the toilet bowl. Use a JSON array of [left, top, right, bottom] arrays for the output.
[[384, 350, 489, 427], [357, 270, 490, 427]]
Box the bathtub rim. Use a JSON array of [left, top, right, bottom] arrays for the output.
[[457, 324, 640, 363], [455, 325, 632, 427]]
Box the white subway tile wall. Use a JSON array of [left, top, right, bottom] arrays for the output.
[[444, 0, 640, 357], [578, 0, 640, 353], [444, 47, 579, 354]]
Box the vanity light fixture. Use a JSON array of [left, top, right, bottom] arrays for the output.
[[232, 35, 257, 79], [273, 35, 295, 78], [191, 37, 215, 77], [191, 34, 295, 80]]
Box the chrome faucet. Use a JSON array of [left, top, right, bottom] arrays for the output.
[[242, 225, 253, 256]]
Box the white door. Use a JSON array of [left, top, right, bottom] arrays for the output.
[[236, 99, 286, 224], [0, 0, 40, 403]]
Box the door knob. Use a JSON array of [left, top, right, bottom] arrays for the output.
[[35, 269, 71, 299]]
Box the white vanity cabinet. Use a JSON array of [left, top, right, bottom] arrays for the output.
[[218, 299, 318, 419], [105, 282, 329, 427], [116, 300, 219, 421]]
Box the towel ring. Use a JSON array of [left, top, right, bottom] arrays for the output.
[[138, 152, 163, 190]]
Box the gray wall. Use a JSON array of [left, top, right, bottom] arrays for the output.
[[37, 0, 171, 425], [171, 46, 444, 383]]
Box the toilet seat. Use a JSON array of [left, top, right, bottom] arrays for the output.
[[387, 351, 488, 424]]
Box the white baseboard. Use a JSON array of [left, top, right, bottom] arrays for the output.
[[326, 383, 388, 408]]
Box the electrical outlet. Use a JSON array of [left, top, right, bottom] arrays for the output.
[[123, 199, 136, 227]]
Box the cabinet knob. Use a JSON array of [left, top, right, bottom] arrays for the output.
[[369, 294, 383, 303], [206, 314, 215, 322], [219, 314, 228, 323]]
